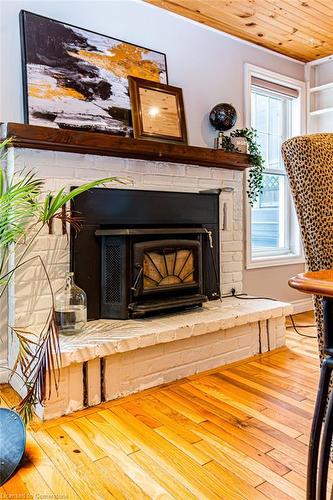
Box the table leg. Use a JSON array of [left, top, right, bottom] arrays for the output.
[[318, 385, 333, 500], [308, 357, 333, 500]]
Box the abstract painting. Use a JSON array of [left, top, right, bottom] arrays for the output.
[[20, 11, 168, 134]]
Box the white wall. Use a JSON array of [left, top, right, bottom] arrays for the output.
[[0, 0, 306, 303], [0, 0, 305, 141]]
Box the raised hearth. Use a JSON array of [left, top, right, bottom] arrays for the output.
[[31, 297, 292, 420]]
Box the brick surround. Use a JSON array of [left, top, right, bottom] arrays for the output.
[[4, 147, 290, 419], [12, 147, 244, 332]]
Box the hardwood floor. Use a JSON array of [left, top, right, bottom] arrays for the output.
[[0, 311, 325, 499]]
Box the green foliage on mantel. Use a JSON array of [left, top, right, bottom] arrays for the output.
[[222, 127, 265, 206]]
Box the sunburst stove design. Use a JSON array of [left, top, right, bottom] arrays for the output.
[[141, 241, 198, 291], [71, 188, 221, 320], [96, 229, 209, 318]]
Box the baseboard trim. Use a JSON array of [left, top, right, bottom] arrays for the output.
[[290, 297, 313, 314]]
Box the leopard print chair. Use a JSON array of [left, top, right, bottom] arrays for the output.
[[282, 134, 333, 499], [282, 133, 333, 365]]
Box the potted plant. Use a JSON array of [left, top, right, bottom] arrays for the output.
[[0, 138, 120, 484], [221, 127, 265, 207]]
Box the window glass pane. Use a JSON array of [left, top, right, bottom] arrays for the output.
[[253, 90, 288, 172], [251, 92, 256, 128], [251, 174, 287, 253], [255, 93, 268, 133], [268, 134, 280, 167], [257, 131, 268, 164], [269, 97, 283, 137]]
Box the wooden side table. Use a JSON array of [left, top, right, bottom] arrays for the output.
[[289, 270, 333, 500]]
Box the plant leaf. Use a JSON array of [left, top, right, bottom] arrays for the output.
[[41, 177, 126, 224]]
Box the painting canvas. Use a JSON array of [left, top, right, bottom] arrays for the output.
[[20, 11, 168, 134]]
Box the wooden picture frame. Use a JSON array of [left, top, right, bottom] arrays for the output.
[[128, 76, 188, 144]]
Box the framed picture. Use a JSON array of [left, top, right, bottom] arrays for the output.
[[19, 11, 168, 135], [128, 76, 188, 144]]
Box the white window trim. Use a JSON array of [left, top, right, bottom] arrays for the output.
[[244, 63, 306, 269]]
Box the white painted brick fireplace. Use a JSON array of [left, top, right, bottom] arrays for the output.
[[5, 147, 291, 419]]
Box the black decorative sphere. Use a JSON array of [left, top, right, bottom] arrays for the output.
[[209, 103, 237, 132]]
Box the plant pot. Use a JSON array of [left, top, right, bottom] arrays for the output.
[[0, 408, 26, 485], [230, 136, 249, 154]]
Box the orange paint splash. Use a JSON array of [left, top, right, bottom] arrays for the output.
[[29, 83, 85, 101], [69, 43, 163, 82]]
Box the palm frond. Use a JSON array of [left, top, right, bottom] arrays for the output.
[[16, 383, 38, 425], [51, 208, 83, 238], [41, 177, 124, 224], [0, 167, 44, 249], [15, 310, 61, 423], [10, 328, 39, 378], [0, 138, 13, 172], [7, 252, 61, 419], [0, 139, 125, 423]]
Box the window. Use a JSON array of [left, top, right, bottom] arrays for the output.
[[245, 65, 305, 268], [251, 88, 292, 256]]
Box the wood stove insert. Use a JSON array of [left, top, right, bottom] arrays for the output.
[[71, 188, 220, 320], [96, 229, 208, 318]]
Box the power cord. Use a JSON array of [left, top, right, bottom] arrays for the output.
[[287, 314, 317, 339], [222, 288, 317, 339], [222, 288, 279, 301]]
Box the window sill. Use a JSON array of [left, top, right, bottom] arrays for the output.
[[246, 254, 305, 270]]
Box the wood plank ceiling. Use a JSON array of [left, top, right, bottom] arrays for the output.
[[144, 0, 333, 62]]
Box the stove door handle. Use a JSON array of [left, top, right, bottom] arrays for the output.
[[131, 264, 144, 293]]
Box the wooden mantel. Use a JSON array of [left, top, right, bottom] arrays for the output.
[[1, 122, 250, 171]]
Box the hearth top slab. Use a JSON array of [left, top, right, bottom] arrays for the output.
[[58, 297, 292, 367]]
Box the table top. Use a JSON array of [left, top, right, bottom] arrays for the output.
[[289, 270, 333, 297]]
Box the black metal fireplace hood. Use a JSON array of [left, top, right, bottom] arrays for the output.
[[70, 188, 220, 320]]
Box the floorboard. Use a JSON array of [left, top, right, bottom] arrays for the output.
[[0, 311, 326, 499]]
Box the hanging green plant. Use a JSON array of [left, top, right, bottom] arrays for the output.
[[222, 127, 265, 207]]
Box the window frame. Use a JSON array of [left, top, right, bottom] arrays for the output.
[[244, 64, 306, 269]]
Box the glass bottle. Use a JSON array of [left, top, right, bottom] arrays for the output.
[[54, 272, 87, 336]]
